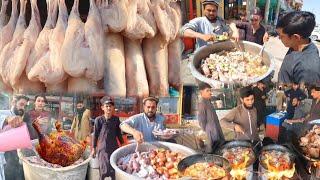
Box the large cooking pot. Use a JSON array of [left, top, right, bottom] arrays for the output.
[[177, 154, 231, 180], [259, 144, 296, 180], [109, 141, 196, 180], [189, 40, 275, 86], [217, 140, 256, 166], [292, 119, 320, 162], [17, 140, 91, 180], [217, 141, 256, 180]]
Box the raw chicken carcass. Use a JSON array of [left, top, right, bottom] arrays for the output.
[[142, 33, 169, 96], [103, 33, 126, 97], [168, 38, 182, 90], [150, 0, 177, 44], [167, 2, 182, 90], [33, 119, 86, 167], [97, 0, 127, 33], [122, 0, 157, 39], [0, 0, 18, 51], [27, 0, 59, 81], [0, 0, 27, 87], [0, 0, 9, 28], [5, 0, 45, 92], [28, 0, 68, 92], [61, 0, 104, 93], [168, 1, 181, 39], [124, 37, 149, 97]]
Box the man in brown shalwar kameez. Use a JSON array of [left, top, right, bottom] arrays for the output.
[[221, 86, 259, 142], [197, 83, 225, 153]]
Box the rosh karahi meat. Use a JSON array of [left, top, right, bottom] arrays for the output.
[[300, 125, 320, 159], [32, 119, 87, 167]]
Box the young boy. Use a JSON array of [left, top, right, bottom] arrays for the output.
[[92, 97, 123, 180], [276, 11, 320, 84]]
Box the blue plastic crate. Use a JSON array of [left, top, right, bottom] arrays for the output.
[[266, 112, 287, 126]]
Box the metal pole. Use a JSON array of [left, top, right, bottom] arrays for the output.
[[246, 0, 257, 18], [274, 0, 281, 25], [265, 0, 271, 24]]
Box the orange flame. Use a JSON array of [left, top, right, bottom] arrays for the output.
[[313, 161, 320, 168], [229, 151, 251, 179], [263, 154, 295, 180]]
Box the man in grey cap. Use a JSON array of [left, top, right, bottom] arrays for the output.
[[180, 0, 239, 49], [120, 96, 165, 143]]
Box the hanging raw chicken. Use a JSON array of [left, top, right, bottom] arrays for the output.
[[0, 0, 18, 52], [4, 0, 45, 92], [28, 0, 69, 93], [0, 0, 9, 29], [124, 37, 149, 98], [143, 33, 169, 96], [168, 1, 182, 90], [150, 0, 177, 44], [122, 0, 157, 40], [98, 0, 127, 96], [60, 0, 104, 93], [98, 0, 127, 33]]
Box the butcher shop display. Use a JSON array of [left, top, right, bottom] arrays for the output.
[[116, 148, 184, 179], [0, 0, 182, 96], [300, 125, 320, 159], [200, 49, 268, 83], [32, 119, 87, 167]]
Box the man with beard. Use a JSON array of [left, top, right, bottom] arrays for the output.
[[285, 85, 320, 123], [285, 82, 307, 119], [70, 99, 92, 142], [120, 96, 165, 143], [221, 86, 259, 141], [92, 97, 123, 180], [180, 0, 239, 49], [197, 82, 225, 153], [0, 95, 29, 180]]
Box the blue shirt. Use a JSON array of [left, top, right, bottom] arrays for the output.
[[180, 16, 230, 49], [121, 113, 165, 142]]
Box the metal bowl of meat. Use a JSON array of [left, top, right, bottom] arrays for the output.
[[292, 120, 320, 162], [177, 154, 231, 180], [110, 141, 196, 180], [189, 41, 275, 86], [217, 140, 256, 179], [259, 144, 296, 180]]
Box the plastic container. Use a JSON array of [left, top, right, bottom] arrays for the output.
[[265, 124, 280, 141], [266, 112, 287, 126], [0, 123, 32, 152]]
